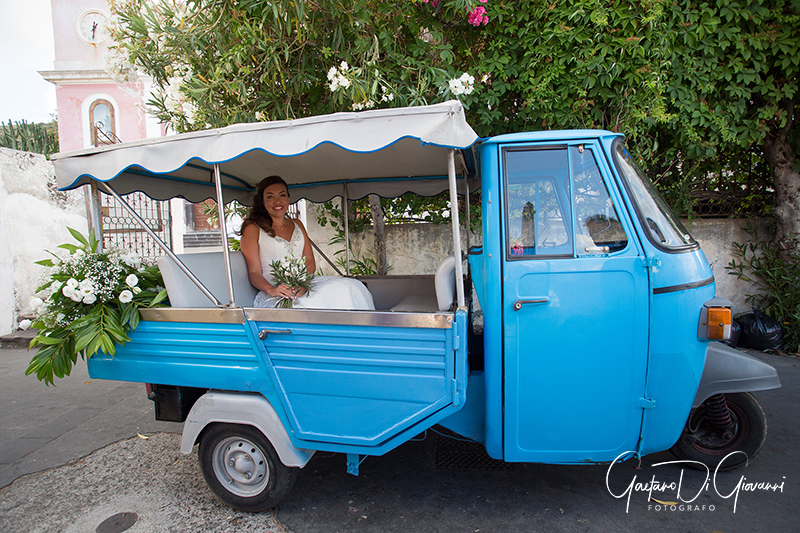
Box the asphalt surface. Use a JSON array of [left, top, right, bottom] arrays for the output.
[[0, 344, 797, 532]]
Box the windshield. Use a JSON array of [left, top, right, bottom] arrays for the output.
[[612, 140, 697, 252]]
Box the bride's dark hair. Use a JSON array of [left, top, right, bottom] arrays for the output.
[[240, 175, 289, 237]]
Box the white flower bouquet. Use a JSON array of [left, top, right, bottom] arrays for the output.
[[269, 254, 315, 308], [26, 228, 168, 385]]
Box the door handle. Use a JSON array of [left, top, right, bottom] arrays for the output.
[[513, 298, 550, 311], [258, 329, 292, 340]]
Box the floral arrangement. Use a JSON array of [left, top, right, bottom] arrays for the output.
[[269, 254, 315, 308], [26, 228, 168, 385]]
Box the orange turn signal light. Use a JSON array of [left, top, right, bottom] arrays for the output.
[[706, 307, 732, 340]]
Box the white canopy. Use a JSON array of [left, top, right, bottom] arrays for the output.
[[52, 101, 479, 204]]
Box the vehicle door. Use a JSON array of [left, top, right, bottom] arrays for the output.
[[501, 141, 649, 463]]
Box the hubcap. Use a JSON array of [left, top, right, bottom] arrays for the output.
[[212, 436, 270, 497]]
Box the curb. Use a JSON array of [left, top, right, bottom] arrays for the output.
[[0, 329, 35, 349]]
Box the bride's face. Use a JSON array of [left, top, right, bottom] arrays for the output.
[[262, 183, 290, 218]]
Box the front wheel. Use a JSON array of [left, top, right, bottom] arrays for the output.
[[670, 392, 767, 471], [199, 423, 298, 512]]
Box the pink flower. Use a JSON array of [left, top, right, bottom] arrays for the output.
[[467, 6, 489, 26]]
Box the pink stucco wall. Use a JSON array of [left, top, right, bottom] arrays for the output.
[[49, 0, 154, 152], [56, 84, 148, 152], [52, 0, 111, 69]]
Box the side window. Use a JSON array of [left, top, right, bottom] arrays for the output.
[[571, 146, 628, 255], [505, 148, 572, 257], [505, 145, 628, 259]]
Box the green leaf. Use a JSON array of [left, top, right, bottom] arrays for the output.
[[66, 227, 90, 248]]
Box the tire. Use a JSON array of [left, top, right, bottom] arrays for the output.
[[198, 423, 298, 512], [670, 392, 767, 471]]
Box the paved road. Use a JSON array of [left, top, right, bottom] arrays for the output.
[[0, 346, 796, 532]]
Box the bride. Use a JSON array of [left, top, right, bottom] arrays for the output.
[[240, 175, 375, 310]]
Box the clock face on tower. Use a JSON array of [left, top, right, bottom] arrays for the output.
[[77, 9, 110, 44]]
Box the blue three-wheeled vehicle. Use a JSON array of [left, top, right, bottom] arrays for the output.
[[50, 101, 780, 511]]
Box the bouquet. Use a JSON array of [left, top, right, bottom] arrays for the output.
[[269, 254, 315, 308], [26, 228, 168, 385]]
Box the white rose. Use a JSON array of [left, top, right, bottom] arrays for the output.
[[65, 289, 82, 303], [119, 290, 134, 304], [132, 287, 142, 294], [82, 294, 97, 305], [66, 278, 79, 289], [30, 297, 44, 308], [126, 274, 139, 287], [18, 319, 31, 330], [50, 280, 63, 292], [63, 286, 80, 302]]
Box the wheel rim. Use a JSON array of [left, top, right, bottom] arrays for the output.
[[688, 401, 748, 456], [211, 436, 271, 497]]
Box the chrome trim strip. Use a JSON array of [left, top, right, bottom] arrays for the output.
[[139, 307, 246, 324], [244, 308, 454, 329], [139, 307, 454, 329]]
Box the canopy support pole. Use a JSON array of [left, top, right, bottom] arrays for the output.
[[447, 149, 465, 308], [213, 164, 236, 306], [309, 238, 344, 276], [85, 182, 104, 251], [97, 181, 223, 307], [343, 183, 350, 276]]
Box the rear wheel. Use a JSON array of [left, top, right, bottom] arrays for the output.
[[199, 423, 298, 512], [670, 392, 767, 471]]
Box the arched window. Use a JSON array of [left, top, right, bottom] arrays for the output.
[[89, 99, 117, 146]]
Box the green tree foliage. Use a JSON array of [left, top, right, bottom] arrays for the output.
[[108, 0, 798, 252], [658, 0, 799, 252], [107, 0, 488, 131], [0, 120, 59, 157]]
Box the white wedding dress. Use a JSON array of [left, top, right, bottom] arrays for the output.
[[253, 224, 375, 310]]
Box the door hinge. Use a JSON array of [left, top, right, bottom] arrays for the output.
[[638, 397, 656, 409]]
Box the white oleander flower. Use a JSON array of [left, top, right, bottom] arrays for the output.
[[448, 72, 476, 96]]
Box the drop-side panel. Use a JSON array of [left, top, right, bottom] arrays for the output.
[[256, 321, 458, 447]]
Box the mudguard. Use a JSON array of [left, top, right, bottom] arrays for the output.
[[693, 342, 781, 407], [180, 391, 315, 468]]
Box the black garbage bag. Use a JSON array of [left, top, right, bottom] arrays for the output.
[[722, 318, 741, 348], [735, 308, 785, 351]]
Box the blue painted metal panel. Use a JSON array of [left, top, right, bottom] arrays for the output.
[[87, 321, 266, 392], [639, 279, 716, 454], [252, 321, 458, 447], [438, 372, 485, 443], [477, 142, 505, 460]]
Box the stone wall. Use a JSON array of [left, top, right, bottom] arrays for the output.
[[0, 148, 87, 335]]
